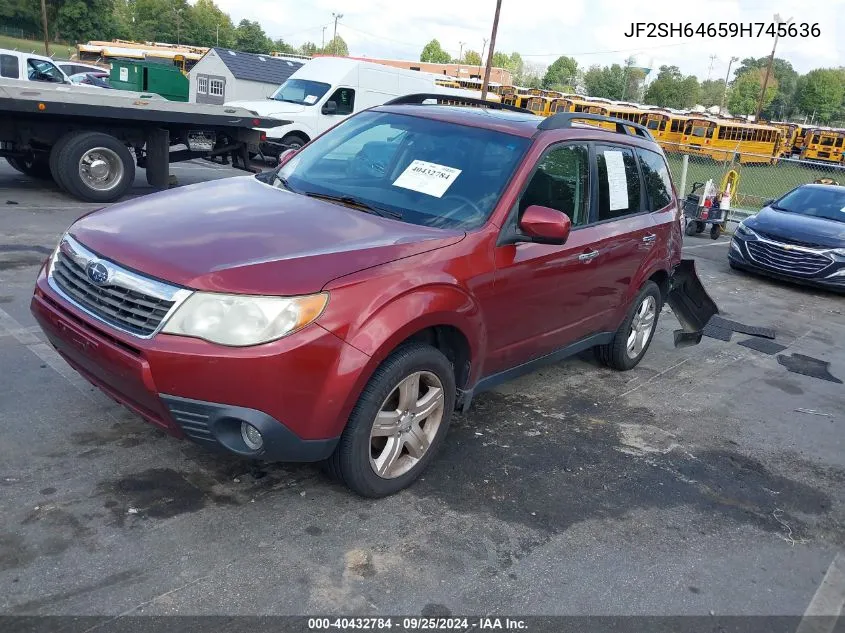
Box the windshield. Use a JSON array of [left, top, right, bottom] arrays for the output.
[[690, 124, 713, 138], [27, 59, 65, 83], [646, 119, 660, 130], [271, 110, 530, 230], [271, 78, 331, 105], [773, 186, 845, 223]]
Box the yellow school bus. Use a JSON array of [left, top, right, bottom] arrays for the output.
[[770, 122, 799, 156], [525, 95, 556, 116], [642, 111, 690, 150], [435, 78, 461, 89], [606, 105, 646, 125], [801, 129, 845, 164], [680, 118, 782, 164]]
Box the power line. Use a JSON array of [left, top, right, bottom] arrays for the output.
[[520, 41, 687, 57]]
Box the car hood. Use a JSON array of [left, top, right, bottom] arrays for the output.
[[69, 176, 464, 295], [226, 99, 307, 116], [746, 206, 845, 248]]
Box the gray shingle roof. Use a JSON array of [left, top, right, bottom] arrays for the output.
[[210, 48, 303, 85]]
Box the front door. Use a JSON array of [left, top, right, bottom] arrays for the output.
[[482, 142, 604, 375]]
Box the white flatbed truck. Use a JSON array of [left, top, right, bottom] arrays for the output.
[[0, 78, 285, 202]]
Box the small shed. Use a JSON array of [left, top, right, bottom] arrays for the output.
[[188, 48, 303, 104]]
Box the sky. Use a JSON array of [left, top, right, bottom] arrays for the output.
[[211, 0, 844, 82]]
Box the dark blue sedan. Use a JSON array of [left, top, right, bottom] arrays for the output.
[[729, 184, 845, 291]]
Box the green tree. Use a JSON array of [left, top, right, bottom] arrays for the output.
[[464, 50, 481, 66], [299, 41, 319, 56], [187, 0, 235, 48], [728, 68, 777, 116], [583, 64, 623, 99], [273, 38, 296, 54], [508, 51, 524, 82], [324, 35, 348, 56], [644, 65, 699, 109], [542, 55, 577, 90], [420, 39, 451, 64], [0, 0, 42, 33], [795, 68, 845, 123], [735, 57, 798, 119], [491, 51, 510, 69], [234, 19, 270, 53], [699, 79, 725, 107], [55, 0, 116, 43]]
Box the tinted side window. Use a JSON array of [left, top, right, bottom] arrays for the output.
[[519, 144, 590, 227], [595, 145, 641, 221], [637, 148, 673, 210], [0, 54, 19, 78], [328, 87, 355, 115]]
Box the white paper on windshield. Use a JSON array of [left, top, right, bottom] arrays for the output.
[[304, 94, 318, 104], [604, 150, 629, 211], [392, 160, 462, 198], [119, 67, 128, 82]]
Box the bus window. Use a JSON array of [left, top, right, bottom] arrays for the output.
[[820, 136, 835, 146], [836, 137, 844, 148]]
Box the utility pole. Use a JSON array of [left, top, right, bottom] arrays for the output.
[[720, 56, 738, 114], [478, 37, 488, 79], [40, 0, 50, 56], [707, 54, 717, 80], [756, 13, 792, 122], [480, 0, 501, 101], [332, 12, 343, 55], [216, 24, 219, 47], [458, 41, 465, 64], [174, 8, 183, 46], [322, 26, 327, 50]]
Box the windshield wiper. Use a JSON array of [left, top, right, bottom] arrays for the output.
[[303, 192, 402, 219]]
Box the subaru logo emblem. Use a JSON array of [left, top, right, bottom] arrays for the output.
[[86, 260, 110, 285]]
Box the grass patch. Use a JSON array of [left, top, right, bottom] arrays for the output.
[[0, 35, 77, 60], [665, 151, 845, 211]]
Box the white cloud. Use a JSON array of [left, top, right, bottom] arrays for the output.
[[210, 0, 844, 79]]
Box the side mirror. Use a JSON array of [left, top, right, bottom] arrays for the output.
[[519, 205, 571, 245], [277, 148, 298, 166], [322, 100, 338, 114]]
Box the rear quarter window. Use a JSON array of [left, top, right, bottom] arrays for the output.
[[637, 148, 674, 210], [0, 54, 19, 79]]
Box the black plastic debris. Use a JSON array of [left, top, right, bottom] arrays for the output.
[[673, 329, 703, 348], [737, 337, 787, 355], [703, 322, 732, 342], [708, 315, 776, 339], [6, 200, 19, 205], [777, 353, 843, 384]]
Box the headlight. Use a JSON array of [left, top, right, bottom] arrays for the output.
[[832, 248, 845, 257], [736, 223, 757, 238], [161, 292, 328, 346]]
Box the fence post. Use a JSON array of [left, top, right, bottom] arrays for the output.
[[678, 154, 689, 197]]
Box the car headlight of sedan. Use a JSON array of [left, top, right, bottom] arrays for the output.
[[162, 292, 328, 346], [831, 248, 845, 258], [735, 222, 757, 238]]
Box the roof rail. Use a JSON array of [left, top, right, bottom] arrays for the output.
[[383, 93, 530, 113], [537, 112, 654, 140]]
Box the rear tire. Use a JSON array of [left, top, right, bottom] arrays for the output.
[[280, 133, 307, 151], [49, 133, 78, 193], [54, 132, 135, 203], [695, 221, 706, 234], [7, 155, 52, 179], [597, 281, 662, 371], [684, 220, 697, 236], [710, 224, 721, 240], [326, 343, 456, 498]]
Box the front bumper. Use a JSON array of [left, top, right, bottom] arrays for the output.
[[31, 265, 371, 461], [729, 233, 845, 291]]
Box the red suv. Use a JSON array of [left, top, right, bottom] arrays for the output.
[[31, 96, 715, 497]]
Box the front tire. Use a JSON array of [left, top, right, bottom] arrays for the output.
[[326, 343, 456, 497], [597, 281, 662, 371]]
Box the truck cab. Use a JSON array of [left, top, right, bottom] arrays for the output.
[[0, 49, 70, 84]]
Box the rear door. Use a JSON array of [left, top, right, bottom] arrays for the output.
[[636, 147, 681, 267], [578, 143, 657, 322]]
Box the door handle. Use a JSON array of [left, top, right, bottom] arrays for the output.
[[578, 250, 600, 263], [642, 234, 657, 244]]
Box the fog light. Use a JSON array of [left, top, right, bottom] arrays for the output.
[[241, 422, 263, 450]]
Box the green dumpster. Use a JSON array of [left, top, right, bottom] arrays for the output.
[[109, 58, 189, 102]]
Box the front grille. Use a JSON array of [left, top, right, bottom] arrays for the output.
[[755, 230, 822, 248], [52, 251, 174, 336], [746, 240, 832, 276]]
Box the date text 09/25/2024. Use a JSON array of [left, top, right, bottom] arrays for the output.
[[308, 617, 527, 630], [624, 22, 820, 38]]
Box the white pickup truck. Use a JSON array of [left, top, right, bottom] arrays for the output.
[[0, 48, 71, 85]]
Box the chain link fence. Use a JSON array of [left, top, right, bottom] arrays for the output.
[[662, 141, 845, 225]]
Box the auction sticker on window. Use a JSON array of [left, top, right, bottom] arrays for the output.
[[604, 150, 629, 211], [304, 95, 318, 104], [393, 160, 462, 198]]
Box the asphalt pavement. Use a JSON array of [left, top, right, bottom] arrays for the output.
[[0, 160, 843, 619]]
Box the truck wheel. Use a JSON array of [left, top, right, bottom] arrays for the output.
[[49, 133, 79, 193], [280, 133, 307, 151], [325, 343, 456, 498], [7, 156, 52, 179], [54, 132, 135, 203], [597, 281, 662, 371]]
